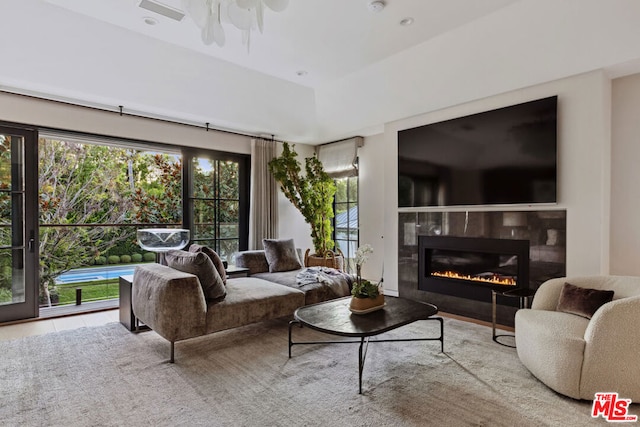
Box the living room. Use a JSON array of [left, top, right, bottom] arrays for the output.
[[2, 0, 640, 425]]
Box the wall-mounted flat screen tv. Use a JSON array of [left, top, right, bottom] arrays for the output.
[[398, 96, 557, 208]]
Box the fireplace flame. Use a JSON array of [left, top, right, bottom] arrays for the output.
[[432, 270, 517, 286]]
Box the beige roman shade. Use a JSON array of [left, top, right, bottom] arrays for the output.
[[316, 137, 363, 178]]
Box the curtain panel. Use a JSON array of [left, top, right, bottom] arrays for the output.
[[248, 139, 278, 250]]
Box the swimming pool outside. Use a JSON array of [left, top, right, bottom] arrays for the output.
[[55, 264, 147, 284]]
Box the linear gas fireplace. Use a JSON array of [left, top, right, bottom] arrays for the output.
[[418, 236, 530, 306]]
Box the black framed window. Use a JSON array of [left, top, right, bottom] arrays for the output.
[[183, 149, 250, 264], [333, 176, 358, 273], [26, 128, 249, 312]]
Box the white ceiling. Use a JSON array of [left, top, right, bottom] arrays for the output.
[[2, 0, 640, 143], [41, 0, 518, 88]]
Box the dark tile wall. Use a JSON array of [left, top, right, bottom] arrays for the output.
[[398, 210, 566, 326]]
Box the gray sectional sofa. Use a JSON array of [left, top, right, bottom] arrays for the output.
[[234, 249, 352, 304], [132, 248, 352, 362]]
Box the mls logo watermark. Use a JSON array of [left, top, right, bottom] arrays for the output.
[[592, 392, 638, 422]]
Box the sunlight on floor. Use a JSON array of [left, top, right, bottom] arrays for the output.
[[0, 309, 119, 341]]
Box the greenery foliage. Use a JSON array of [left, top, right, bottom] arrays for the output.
[[351, 279, 380, 299], [0, 287, 11, 304], [1, 134, 245, 308], [36, 138, 183, 306], [268, 143, 336, 255], [190, 158, 241, 259], [57, 279, 119, 305], [143, 252, 156, 262]]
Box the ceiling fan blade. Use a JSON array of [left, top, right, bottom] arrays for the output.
[[213, 15, 226, 47], [263, 0, 288, 12], [182, 0, 209, 28], [201, 13, 216, 45], [236, 0, 258, 9], [228, 1, 254, 31], [256, 0, 264, 34], [243, 29, 251, 53]]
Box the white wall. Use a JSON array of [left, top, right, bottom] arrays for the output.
[[357, 70, 613, 294], [0, 91, 251, 153], [357, 133, 387, 287], [275, 143, 314, 252], [0, 92, 310, 253], [7, 70, 633, 281], [315, 0, 640, 143], [611, 73, 640, 275]]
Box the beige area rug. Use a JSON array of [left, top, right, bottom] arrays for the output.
[[0, 316, 630, 426]]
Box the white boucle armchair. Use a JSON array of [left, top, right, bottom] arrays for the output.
[[515, 276, 640, 401]]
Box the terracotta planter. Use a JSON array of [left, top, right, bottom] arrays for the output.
[[349, 294, 385, 314]]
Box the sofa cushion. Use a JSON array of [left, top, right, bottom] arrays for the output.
[[205, 277, 305, 334], [263, 238, 303, 273], [189, 244, 227, 285], [165, 250, 226, 301], [556, 282, 614, 319]]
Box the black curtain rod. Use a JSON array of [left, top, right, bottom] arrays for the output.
[[1, 89, 275, 140]]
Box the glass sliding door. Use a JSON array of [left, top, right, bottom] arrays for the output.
[[186, 151, 249, 264], [0, 126, 38, 322], [38, 133, 182, 309]]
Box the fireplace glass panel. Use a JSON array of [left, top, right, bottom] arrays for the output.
[[428, 249, 518, 287]]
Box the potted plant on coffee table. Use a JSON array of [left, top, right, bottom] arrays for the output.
[[349, 244, 385, 314], [268, 142, 344, 270]]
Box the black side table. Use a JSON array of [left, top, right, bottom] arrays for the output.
[[119, 275, 149, 332], [491, 288, 535, 348], [226, 265, 249, 279]]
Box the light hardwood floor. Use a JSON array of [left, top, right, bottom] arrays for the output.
[[0, 309, 119, 342], [0, 309, 513, 342]]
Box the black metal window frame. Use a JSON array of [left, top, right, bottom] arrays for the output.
[[333, 175, 359, 272], [182, 147, 250, 256], [31, 129, 250, 256]]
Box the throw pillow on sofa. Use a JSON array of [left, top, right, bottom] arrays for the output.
[[263, 238, 303, 273], [165, 249, 226, 302], [556, 282, 614, 319], [189, 244, 227, 285]]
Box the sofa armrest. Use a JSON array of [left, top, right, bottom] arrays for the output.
[[584, 294, 640, 346], [131, 264, 207, 342], [580, 295, 640, 399], [530, 277, 566, 311], [235, 250, 269, 275]]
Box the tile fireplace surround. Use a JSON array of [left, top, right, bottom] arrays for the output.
[[398, 210, 566, 326]]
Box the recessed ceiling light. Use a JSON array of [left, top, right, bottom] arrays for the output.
[[296, 70, 308, 77], [367, 1, 385, 13], [400, 17, 414, 26], [143, 16, 158, 25]]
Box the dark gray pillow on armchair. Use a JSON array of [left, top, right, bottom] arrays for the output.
[[165, 250, 226, 302], [556, 282, 614, 319], [263, 238, 303, 273]]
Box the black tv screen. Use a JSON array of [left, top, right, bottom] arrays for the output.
[[398, 96, 557, 208]]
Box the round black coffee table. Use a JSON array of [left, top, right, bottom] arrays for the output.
[[288, 296, 443, 394]]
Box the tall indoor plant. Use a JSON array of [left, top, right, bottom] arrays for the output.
[[268, 142, 342, 268]]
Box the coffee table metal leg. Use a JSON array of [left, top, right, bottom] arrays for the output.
[[288, 319, 301, 358], [358, 337, 369, 394], [289, 316, 444, 394]]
